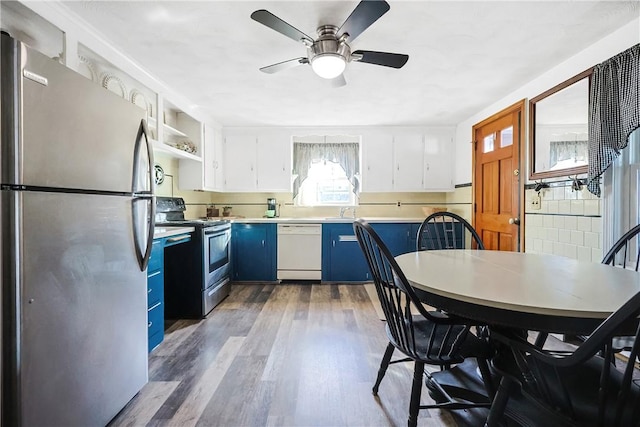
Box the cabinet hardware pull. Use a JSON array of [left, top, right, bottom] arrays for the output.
[[148, 288, 152, 293], [148, 322, 152, 328], [148, 301, 161, 311]]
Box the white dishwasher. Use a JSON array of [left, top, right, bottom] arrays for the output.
[[277, 223, 322, 280]]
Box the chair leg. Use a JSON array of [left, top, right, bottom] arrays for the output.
[[477, 357, 496, 399], [408, 361, 425, 427], [484, 375, 515, 427], [373, 342, 395, 395]]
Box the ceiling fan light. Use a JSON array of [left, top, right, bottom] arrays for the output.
[[311, 54, 346, 79]]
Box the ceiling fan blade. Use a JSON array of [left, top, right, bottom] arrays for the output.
[[338, 0, 390, 42], [352, 50, 409, 68], [329, 74, 347, 88], [251, 10, 314, 45], [259, 58, 309, 74]]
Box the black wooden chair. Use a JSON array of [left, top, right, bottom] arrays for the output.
[[416, 211, 484, 251], [486, 291, 640, 427], [602, 224, 640, 271], [571, 224, 640, 351], [353, 219, 494, 427]]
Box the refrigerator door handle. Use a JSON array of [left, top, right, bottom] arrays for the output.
[[132, 195, 156, 271], [132, 119, 155, 271], [132, 119, 155, 196]]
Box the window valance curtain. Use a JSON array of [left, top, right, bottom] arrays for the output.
[[550, 140, 588, 167], [292, 142, 360, 199], [587, 43, 640, 196]]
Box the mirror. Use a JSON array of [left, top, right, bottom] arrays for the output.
[[529, 68, 592, 179]]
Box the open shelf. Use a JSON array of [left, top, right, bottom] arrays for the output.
[[151, 139, 202, 162], [147, 117, 187, 138]]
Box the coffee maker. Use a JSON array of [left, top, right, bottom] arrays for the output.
[[266, 198, 277, 218]]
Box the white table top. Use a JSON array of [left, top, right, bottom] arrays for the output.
[[395, 250, 640, 321]]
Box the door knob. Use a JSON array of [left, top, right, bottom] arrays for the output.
[[508, 217, 520, 225]]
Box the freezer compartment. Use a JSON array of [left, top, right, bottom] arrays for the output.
[[2, 190, 148, 426], [1, 35, 147, 193]]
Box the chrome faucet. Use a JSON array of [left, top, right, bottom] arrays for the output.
[[339, 207, 356, 218]]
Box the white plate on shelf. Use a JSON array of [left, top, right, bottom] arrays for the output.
[[77, 55, 97, 82], [101, 73, 127, 98], [130, 89, 150, 115]]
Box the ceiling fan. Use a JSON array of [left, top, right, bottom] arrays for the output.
[[250, 0, 409, 86]]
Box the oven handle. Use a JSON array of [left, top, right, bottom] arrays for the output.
[[204, 228, 230, 236]]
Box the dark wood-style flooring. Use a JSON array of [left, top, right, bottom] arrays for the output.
[[109, 283, 460, 426]]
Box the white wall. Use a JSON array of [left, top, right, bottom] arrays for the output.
[[454, 17, 640, 185]]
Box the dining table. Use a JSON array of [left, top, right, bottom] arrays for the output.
[[394, 249, 640, 426], [395, 249, 640, 335]]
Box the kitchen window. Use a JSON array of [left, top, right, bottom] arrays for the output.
[[602, 128, 640, 259], [292, 137, 360, 207]]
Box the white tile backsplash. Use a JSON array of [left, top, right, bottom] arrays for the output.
[[570, 230, 584, 246], [525, 188, 602, 263], [584, 200, 600, 216], [591, 217, 603, 233], [570, 199, 585, 215], [564, 216, 577, 231], [553, 216, 565, 229], [577, 217, 592, 231], [584, 231, 600, 248]]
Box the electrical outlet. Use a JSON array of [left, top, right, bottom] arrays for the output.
[[531, 194, 541, 210]]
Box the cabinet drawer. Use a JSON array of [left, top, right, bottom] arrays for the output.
[[147, 270, 163, 307], [148, 301, 164, 340], [148, 240, 163, 273]]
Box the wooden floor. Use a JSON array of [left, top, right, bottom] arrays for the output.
[[109, 283, 460, 427]]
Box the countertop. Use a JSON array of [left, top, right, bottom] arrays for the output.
[[154, 226, 195, 239], [230, 217, 424, 224]]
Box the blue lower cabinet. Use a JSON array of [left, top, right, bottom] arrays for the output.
[[322, 222, 421, 282], [232, 223, 277, 281], [322, 223, 370, 282], [147, 239, 164, 353]]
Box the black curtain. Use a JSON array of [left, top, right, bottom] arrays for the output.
[[587, 44, 640, 196]]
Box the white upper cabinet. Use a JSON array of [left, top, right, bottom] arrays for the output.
[[212, 127, 225, 191], [223, 134, 257, 191], [256, 135, 291, 192], [423, 128, 454, 191], [223, 132, 292, 192], [362, 134, 394, 192], [393, 133, 426, 192], [361, 128, 454, 192], [180, 123, 224, 191]]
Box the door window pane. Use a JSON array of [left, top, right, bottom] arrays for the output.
[[500, 126, 513, 147], [483, 134, 495, 153]]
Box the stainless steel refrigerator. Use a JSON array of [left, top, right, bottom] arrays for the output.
[[1, 32, 155, 426]]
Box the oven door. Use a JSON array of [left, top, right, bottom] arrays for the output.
[[203, 223, 231, 288]]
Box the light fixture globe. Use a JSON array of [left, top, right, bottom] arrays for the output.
[[310, 53, 346, 79]]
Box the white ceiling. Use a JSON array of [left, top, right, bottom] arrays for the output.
[[60, 1, 639, 128]]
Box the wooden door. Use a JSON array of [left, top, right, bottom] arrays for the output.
[[473, 100, 524, 251]]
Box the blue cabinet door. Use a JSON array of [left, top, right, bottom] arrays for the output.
[[322, 223, 370, 282], [232, 223, 277, 281]]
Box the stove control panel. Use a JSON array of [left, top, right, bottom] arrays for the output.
[[156, 197, 186, 213]]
